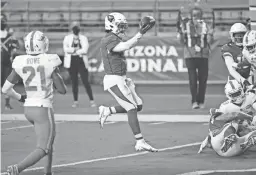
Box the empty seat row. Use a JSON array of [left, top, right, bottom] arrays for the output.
[[4, 10, 249, 28]]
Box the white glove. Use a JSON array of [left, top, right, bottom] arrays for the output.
[[198, 136, 210, 154]]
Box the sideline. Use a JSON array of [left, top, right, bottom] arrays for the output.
[[1, 114, 210, 122]]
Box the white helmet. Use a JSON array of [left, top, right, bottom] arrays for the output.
[[24, 31, 49, 55], [224, 79, 245, 104], [105, 12, 128, 34], [229, 23, 247, 46], [243, 30, 256, 55]]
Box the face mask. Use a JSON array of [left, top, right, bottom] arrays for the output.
[[72, 26, 80, 35]]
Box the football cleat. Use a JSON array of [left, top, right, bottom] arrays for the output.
[[135, 139, 158, 152], [192, 102, 199, 109], [240, 135, 256, 150], [6, 165, 19, 175], [5, 104, 13, 110], [90, 101, 97, 108], [221, 134, 237, 153], [98, 105, 111, 129], [72, 101, 79, 108]]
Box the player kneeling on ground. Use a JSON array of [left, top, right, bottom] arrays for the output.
[[216, 79, 256, 115], [99, 12, 158, 152], [2, 31, 67, 175], [198, 111, 256, 157]]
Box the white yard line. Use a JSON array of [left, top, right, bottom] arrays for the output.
[[177, 169, 256, 175], [148, 122, 167, 125], [1, 114, 210, 122], [1, 121, 12, 124], [105, 121, 118, 125]]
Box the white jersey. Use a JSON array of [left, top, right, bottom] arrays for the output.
[[12, 54, 62, 108], [242, 48, 256, 69], [219, 92, 256, 115]]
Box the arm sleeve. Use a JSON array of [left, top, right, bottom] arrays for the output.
[[106, 35, 121, 51]]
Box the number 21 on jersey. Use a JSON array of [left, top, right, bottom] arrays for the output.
[[23, 66, 47, 91]]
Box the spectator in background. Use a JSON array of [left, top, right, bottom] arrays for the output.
[[63, 21, 96, 108], [1, 13, 19, 110], [246, 18, 251, 31], [178, 7, 213, 109]]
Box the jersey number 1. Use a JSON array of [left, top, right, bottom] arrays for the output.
[[23, 66, 46, 91]]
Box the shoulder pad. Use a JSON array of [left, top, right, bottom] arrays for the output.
[[221, 43, 231, 52], [48, 54, 62, 67], [12, 55, 24, 69]]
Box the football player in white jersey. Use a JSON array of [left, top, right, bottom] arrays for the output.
[[216, 79, 256, 115], [2, 31, 67, 175], [198, 111, 256, 157], [242, 30, 256, 70]]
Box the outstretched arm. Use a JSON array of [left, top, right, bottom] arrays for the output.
[[112, 16, 155, 52]]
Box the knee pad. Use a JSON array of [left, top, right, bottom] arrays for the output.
[[137, 105, 143, 112]]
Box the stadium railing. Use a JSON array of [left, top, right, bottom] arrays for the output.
[[2, 0, 249, 36]]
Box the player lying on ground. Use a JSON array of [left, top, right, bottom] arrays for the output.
[[2, 31, 67, 175], [221, 23, 252, 87], [214, 79, 256, 115], [198, 111, 256, 157], [99, 12, 158, 152]]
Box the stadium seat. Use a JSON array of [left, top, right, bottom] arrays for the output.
[[82, 12, 100, 26], [100, 12, 110, 22], [159, 12, 178, 26], [124, 12, 140, 24], [70, 13, 81, 22]]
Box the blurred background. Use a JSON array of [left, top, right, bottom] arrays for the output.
[[1, 0, 253, 113]]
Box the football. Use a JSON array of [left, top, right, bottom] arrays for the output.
[[140, 16, 155, 28]]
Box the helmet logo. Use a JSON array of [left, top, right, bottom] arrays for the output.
[[107, 15, 114, 22]]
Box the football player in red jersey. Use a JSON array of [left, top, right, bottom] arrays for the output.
[[99, 12, 158, 152], [221, 23, 252, 87]]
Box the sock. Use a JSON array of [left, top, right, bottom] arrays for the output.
[[44, 149, 53, 175], [5, 97, 10, 105], [17, 148, 46, 173], [127, 109, 142, 138], [135, 133, 143, 141], [110, 106, 126, 114]]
